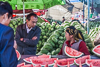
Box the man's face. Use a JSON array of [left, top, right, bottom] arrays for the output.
[[27, 16, 37, 28]]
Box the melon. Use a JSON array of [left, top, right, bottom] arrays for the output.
[[90, 63, 93, 67], [86, 59, 100, 67], [92, 45, 100, 56], [31, 58, 57, 66], [79, 61, 82, 67], [23, 55, 51, 63], [53, 62, 58, 67], [38, 54, 51, 58], [16, 50, 21, 60], [45, 64, 48, 67], [56, 58, 75, 67], [67, 61, 70, 67], [64, 46, 83, 58], [34, 64, 41, 67], [74, 55, 90, 65], [17, 63, 25, 67], [23, 56, 38, 63], [21, 64, 33, 67]]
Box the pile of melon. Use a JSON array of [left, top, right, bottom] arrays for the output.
[[17, 54, 100, 67], [17, 45, 100, 67], [37, 21, 94, 55]]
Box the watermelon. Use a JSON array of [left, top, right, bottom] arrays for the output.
[[23, 56, 38, 63], [86, 59, 100, 67], [38, 54, 51, 58], [79, 61, 82, 67], [34, 64, 41, 67], [67, 61, 70, 67], [90, 63, 93, 67], [16, 50, 21, 60], [74, 55, 90, 65], [92, 45, 100, 56], [17, 63, 25, 67], [56, 58, 75, 67], [24, 55, 50, 63], [31, 58, 57, 66], [45, 64, 48, 67], [21, 64, 33, 67], [53, 62, 58, 67], [64, 46, 83, 58]]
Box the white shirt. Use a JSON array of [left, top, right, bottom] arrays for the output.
[[26, 24, 32, 33]]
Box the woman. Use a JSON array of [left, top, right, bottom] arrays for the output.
[[58, 26, 90, 55]]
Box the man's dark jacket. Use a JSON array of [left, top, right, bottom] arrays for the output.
[[0, 23, 18, 67], [15, 24, 41, 55]]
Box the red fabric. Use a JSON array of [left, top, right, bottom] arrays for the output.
[[12, 14, 17, 17], [58, 41, 90, 55], [13, 9, 33, 13], [58, 45, 63, 55], [79, 41, 90, 55], [41, 17, 50, 24]]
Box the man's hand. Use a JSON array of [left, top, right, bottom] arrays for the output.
[[32, 36, 37, 40], [20, 38, 23, 41]]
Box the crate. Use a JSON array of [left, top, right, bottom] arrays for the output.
[[17, 0, 44, 10], [1, 0, 17, 10]]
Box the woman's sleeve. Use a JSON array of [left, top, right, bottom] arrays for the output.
[[79, 41, 90, 55], [58, 47, 62, 55]]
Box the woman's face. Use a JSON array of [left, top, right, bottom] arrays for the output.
[[65, 31, 73, 41]]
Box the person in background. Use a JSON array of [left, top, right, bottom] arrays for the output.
[[15, 13, 41, 55], [62, 17, 65, 23], [0, 1, 18, 67], [58, 26, 90, 55]]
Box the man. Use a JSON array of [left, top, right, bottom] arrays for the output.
[[15, 13, 41, 55], [0, 1, 18, 67]]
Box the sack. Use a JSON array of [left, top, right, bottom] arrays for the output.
[[94, 32, 100, 45]]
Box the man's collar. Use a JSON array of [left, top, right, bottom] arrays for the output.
[[26, 24, 32, 30], [23, 23, 36, 30]]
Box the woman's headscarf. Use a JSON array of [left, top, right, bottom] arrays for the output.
[[66, 26, 84, 41]]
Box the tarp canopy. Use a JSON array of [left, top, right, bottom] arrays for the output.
[[1, 0, 66, 10], [47, 5, 72, 21]]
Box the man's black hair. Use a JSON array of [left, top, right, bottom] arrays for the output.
[[26, 13, 37, 21], [0, 1, 13, 18]]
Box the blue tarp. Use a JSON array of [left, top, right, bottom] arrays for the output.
[[69, 0, 80, 2]]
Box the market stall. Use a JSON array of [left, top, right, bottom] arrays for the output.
[[1, 0, 100, 67]]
